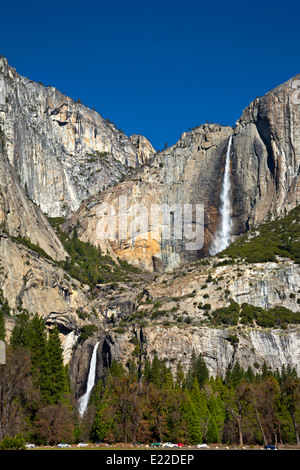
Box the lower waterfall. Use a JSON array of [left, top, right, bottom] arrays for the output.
[[209, 134, 233, 255], [78, 342, 100, 417]]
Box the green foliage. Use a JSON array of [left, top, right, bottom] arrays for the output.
[[86, 352, 300, 446], [10, 312, 32, 348], [91, 407, 109, 442], [220, 206, 300, 264], [147, 354, 174, 389], [2, 342, 300, 447], [0, 289, 10, 315], [211, 301, 240, 326], [12, 235, 54, 261], [79, 324, 99, 341], [0, 434, 25, 450], [0, 290, 9, 340], [206, 416, 219, 444], [55, 227, 143, 288], [47, 326, 70, 403], [240, 303, 300, 328], [46, 216, 67, 228], [185, 350, 210, 389], [10, 313, 70, 405], [183, 397, 203, 444], [0, 310, 5, 341], [225, 361, 248, 387], [208, 301, 300, 328], [29, 314, 52, 403]]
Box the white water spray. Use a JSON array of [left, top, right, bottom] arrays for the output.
[[209, 135, 233, 255], [78, 342, 100, 417]]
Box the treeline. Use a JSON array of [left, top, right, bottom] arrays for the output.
[[208, 301, 300, 329], [47, 222, 143, 288], [221, 205, 300, 263], [1, 312, 300, 448], [0, 313, 74, 446], [86, 353, 300, 447]]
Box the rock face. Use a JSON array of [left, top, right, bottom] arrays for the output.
[[105, 324, 300, 379], [0, 56, 300, 400], [63, 124, 233, 271], [0, 56, 155, 217], [0, 142, 66, 262], [0, 230, 98, 363], [64, 75, 300, 272], [68, 256, 300, 397], [231, 75, 300, 234]]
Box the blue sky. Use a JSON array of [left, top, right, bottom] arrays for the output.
[[1, 0, 300, 150]]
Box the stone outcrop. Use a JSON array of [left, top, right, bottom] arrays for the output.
[[63, 124, 233, 271], [0, 143, 66, 262], [0, 232, 97, 362], [68, 255, 300, 396], [0, 56, 155, 217], [231, 74, 300, 235], [105, 324, 300, 379], [63, 75, 300, 272]]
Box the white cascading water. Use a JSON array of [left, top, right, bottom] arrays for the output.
[[78, 342, 100, 417], [209, 135, 233, 255]]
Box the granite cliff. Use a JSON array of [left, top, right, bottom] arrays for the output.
[[64, 74, 300, 272], [0, 55, 155, 218], [0, 56, 299, 403]]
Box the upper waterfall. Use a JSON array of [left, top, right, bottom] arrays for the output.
[[209, 134, 233, 255], [78, 342, 100, 417]]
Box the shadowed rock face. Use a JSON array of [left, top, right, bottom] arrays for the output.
[[231, 74, 300, 235]]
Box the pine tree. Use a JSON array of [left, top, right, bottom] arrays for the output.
[[185, 351, 209, 390], [47, 326, 69, 404], [29, 313, 51, 403], [10, 312, 31, 348], [109, 359, 126, 378], [150, 355, 161, 387], [175, 362, 185, 389], [161, 363, 174, 389], [206, 415, 219, 443], [189, 378, 211, 441], [142, 358, 151, 384], [183, 397, 203, 444], [261, 361, 271, 379], [91, 407, 109, 442], [207, 394, 225, 443], [127, 358, 138, 380], [245, 366, 255, 383], [0, 308, 5, 341], [194, 354, 209, 388], [225, 361, 245, 386]]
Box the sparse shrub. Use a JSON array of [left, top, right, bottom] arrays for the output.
[[79, 324, 99, 341]]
